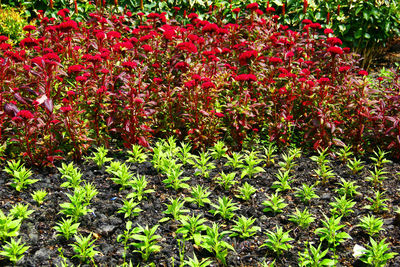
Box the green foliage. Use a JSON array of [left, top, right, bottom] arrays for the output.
[[262, 192, 287, 214], [58, 162, 82, 189], [130, 224, 161, 262], [329, 195, 356, 217], [358, 214, 385, 237], [117, 199, 142, 219], [360, 238, 398, 267], [176, 214, 207, 246], [163, 163, 190, 191], [260, 225, 293, 256], [0, 210, 21, 241], [126, 175, 154, 201], [184, 253, 213, 267], [209, 140, 228, 160], [315, 215, 351, 248], [70, 233, 98, 264], [336, 144, 353, 163], [335, 178, 360, 198], [209, 196, 239, 220], [200, 223, 234, 266], [53, 218, 80, 240], [366, 166, 388, 187], [127, 144, 148, 164], [161, 197, 189, 222], [186, 185, 211, 207], [298, 242, 336, 267], [0, 237, 29, 264], [364, 191, 389, 213], [240, 151, 265, 179], [191, 151, 216, 178], [230, 216, 260, 239], [9, 203, 34, 220], [369, 148, 392, 169], [295, 183, 319, 204], [288, 208, 315, 229], [8, 165, 38, 192], [272, 170, 293, 192], [347, 158, 365, 175], [31, 189, 48, 206], [86, 146, 112, 168], [108, 162, 134, 190], [235, 182, 257, 201], [59, 187, 93, 222], [263, 143, 277, 167], [224, 152, 244, 169], [214, 171, 238, 191], [0, 6, 28, 43]]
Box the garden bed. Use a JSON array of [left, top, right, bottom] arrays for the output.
[[0, 140, 399, 266]]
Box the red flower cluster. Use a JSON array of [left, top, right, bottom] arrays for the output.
[[327, 46, 343, 55], [239, 50, 258, 65], [17, 110, 34, 120], [201, 81, 216, 89], [246, 3, 259, 10], [176, 42, 198, 54], [235, 74, 257, 82]]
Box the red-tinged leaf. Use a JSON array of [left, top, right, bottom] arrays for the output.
[[44, 98, 53, 113], [106, 116, 113, 127], [14, 93, 28, 105], [36, 94, 48, 105], [138, 136, 149, 147], [332, 138, 345, 147], [4, 103, 19, 117]]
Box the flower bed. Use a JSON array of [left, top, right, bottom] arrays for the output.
[[1, 6, 400, 166]]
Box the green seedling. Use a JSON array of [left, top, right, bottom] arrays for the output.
[[315, 215, 351, 249], [186, 185, 211, 207], [360, 238, 398, 266], [272, 169, 293, 192], [214, 171, 238, 191], [9, 203, 34, 220], [176, 214, 207, 246], [336, 144, 353, 163], [163, 164, 190, 191], [160, 197, 189, 222], [262, 192, 287, 214], [366, 166, 388, 187], [347, 157, 364, 175], [58, 162, 82, 188], [0, 210, 21, 241], [59, 187, 93, 222], [127, 175, 154, 201], [127, 144, 148, 164], [314, 163, 335, 184], [130, 224, 161, 262], [70, 233, 98, 264], [117, 199, 142, 218], [335, 178, 360, 198], [310, 148, 330, 166], [209, 140, 227, 160], [53, 217, 80, 240], [209, 196, 239, 220], [184, 253, 213, 267], [235, 182, 257, 201], [230, 216, 260, 239], [329, 195, 356, 217], [278, 152, 296, 172], [358, 214, 385, 237], [288, 208, 315, 229], [263, 143, 277, 167], [260, 225, 293, 256], [295, 183, 319, 204], [31, 189, 48, 206], [369, 148, 392, 169], [3, 160, 23, 176], [86, 146, 112, 168], [201, 223, 234, 266], [82, 182, 98, 206], [191, 151, 216, 178], [177, 142, 193, 165], [298, 242, 336, 267], [10, 165, 38, 192], [0, 238, 29, 264], [240, 150, 265, 179], [224, 151, 244, 169], [117, 221, 140, 262], [364, 191, 389, 213], [109, 162, 133, 190]]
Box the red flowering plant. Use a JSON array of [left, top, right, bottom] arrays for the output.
[[1, 6, 400, 165]]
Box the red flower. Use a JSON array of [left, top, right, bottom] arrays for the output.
[[215, 112, 224, 118], [310, 23, 321, 29], [246, 3, 259, 10], [17, 110, 34, 120], [201, 82, 215, 89], [76, 76, 87, 82], [255, 9, 264, 16], [58, 20, 78, 32], [122, 61, 137, 69], [327, 46, 343, 55], [175, 61, 189, 71], [184, 80, 196, 88], [187, 13, 198, 19], [68, 65, 83, 73], [163, 30, 175, 41], [232, 8, 240, 14], [269, 57, 283, 64], [20, 37, 38, 48], [107, 31, 121, 39], [57, 8, 70, 18], [176, 42, 197, 53], [61, 106, 73, 113], [235, 74, 257, 82], [96, 31, 106, 40], [23, 25, 36, 32], [318, 77, 330, 84], [133, 98, 144, 104], [153, 78, 162, 84], [266, 7, 276, 13], [0, 35, 9, 43], [358, 70, 368, 76], [202, 23, 219, 33], [324, 28, 333, 35], [239, 50, 258, 65], [142, 44, 153, 52], [173, 7, 180, 11], [326, 37, 343, 46]]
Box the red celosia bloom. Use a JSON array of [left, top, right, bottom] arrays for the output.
[[152, 63, 160, 68], [100, 69, 110, 74], [58, 20, 78, 32], [0, 35, 9, 43], [326, 37, 343, 46], [173, 7, 180, 11], [302, 19, 312, 24], [269, 57, 283, 64], [67, 90, 75, 96], [184, 80, 196, 88], [17, 110, 34, 120], [246, 3, 259, 10], [133, 98, 144, 104], [177, 42, 197, 53], [107, 31, 121, 39], [20, 37, 38, 48], [266, 7, 276, 13], [201, 82, 215, 89], [255, 9, 264, 15], [188, 34, 199, 42], [43, 53, 60, 64], [147, 13, 159, 19], [96, 31, 106, 40], [76, 76, 87, 82], [339, 66, 350, 72], [142, 44, 153, 52], [324, 28, 333, 35], [122, 61, 137, 69], [310, 23, 321, 29], [239, 50, 258, 65], [61, 106, 72, 113], [175, 61, 189, 71], [139, 34, 153, 42], [279, 87, 287, 94], [153, 78, 162, 84], [192, 74, 201, 80], [163, 30, 175, 41], [68, 65, 83, 73], [0, 43, 11, 50], [235, 74, 257, 82], [114, 41, 134, 51], [215, 112, 224, 118], [232, 8, 240, 14], [23, 25, 36, 32], [187, 13, 198, 19], [57, 8, 70, 18], [202, 23, 219, 33], [318, 77, 330, 84], [137, 12, 144, 16], [327, 46, 343, 55], [343, 47, 351, 53], [358, 70, 368, 76]]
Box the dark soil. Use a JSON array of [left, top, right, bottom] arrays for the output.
[[0, 146, 400, 267]]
